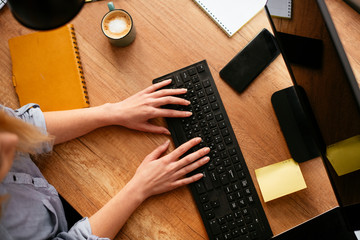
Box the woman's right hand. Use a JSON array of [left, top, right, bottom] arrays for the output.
[[128, 137, 210, 201], [89, 137, 209, 239]]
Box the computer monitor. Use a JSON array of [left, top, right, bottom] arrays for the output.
[[265, 0, 360, 209]]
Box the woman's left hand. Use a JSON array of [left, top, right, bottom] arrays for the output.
[[103, 79, 192, 134]]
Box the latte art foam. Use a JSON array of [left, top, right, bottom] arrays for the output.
[[108, 18, 128, 34], [102, 11, 132, 39]]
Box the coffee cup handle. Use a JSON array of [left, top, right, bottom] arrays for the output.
[[108, 2, 115, 11]]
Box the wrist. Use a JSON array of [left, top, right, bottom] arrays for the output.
[[124, 178, 149, 204], [94, 103, 122, 127], [96, 102, 126, 126]]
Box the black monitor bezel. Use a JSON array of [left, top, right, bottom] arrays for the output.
[[265, 0, 360, 113]]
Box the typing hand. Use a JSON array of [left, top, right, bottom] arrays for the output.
[[106, 79, 192, 134], [128, 137, 210, 201]]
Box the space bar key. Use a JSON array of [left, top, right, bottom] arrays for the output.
[[167, 119, 188, 147]]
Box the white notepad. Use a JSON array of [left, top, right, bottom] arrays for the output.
[[193, 0, 266, 37], [266, 0, 292, 19]]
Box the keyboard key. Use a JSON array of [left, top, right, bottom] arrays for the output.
[[197, 64, 205, 73], [191, 75, 200, 82], [214, 135, 222, 143], [226, 213, 234, 221], [221, 225, 229, 232], [228, 168, 237, 182], [203, 171, 214, 191], [234, 163, 242, 172], [209, 220, 221, 235], [231, 201, 238, 210], [222, 128, 230, 136], [218, 217, 226, 225], [210, 172, 221, 188], [220, 173, 229, 185], [203, 79, 211, 87], [211, 200, 220, 208], [200, 194, 209, 203], [206, 211, 215, 219], [197, 90, 205, 98], [215, 113, 224, 121], [212, 102, 220, 110], [200, 97, 208, 105], [209, 120, 217, 128], [206, 113, 214, 121], [203, 202, 212, 211], [203, 105, 211, 113], [174, 74, 183, 86], [241, 179, 248, 188], [232, 156, 240, 163], [209, 95, 217, 102], [181, 71, 190, 81], [188, 67, 197, 75], [224, 137, 232, 145], [185, 81, 193, 89], [228, 148, 237, 156], [219, 121, 226, 128], [206, 87, 214, 95], [224, 233, 232, 240], [195, 181, 206, 194]]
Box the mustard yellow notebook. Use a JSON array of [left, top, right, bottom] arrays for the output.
[[8, 24, 89, 112]]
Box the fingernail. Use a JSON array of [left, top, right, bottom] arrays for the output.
[[165, 79, 172, 82], [185, 111, 192, 116], [203, 147, 210, 153], [195, 137, 202, 143], [185, 100, 191, 105], [204, 156, 210, 162]]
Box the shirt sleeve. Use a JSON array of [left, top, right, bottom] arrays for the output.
[[1, 103, 53, 153], [54, 217, 110, 240]]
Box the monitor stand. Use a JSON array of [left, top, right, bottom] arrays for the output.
[[271, 86, 321, 162]]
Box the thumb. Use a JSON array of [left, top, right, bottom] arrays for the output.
[[139, 122, 171, 135], [143, 140, 170, 162]]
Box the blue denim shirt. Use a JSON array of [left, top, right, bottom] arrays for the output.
[[0, 104, 109, 240]]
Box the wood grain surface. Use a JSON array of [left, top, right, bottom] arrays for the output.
[[1, 0, 358, 239]]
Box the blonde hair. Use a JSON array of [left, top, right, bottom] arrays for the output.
[[0, 109, 53, 154], [0, 109, 54, 216]]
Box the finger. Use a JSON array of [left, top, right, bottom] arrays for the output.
[[150, 88, 188, 98], [144, 140, 170, 162], [173, 156, 210, 179], [152, 96, 190, 107], [155, 108, 193, 118], [171, 173, 204, 189], [176, 147, 210, 170], [138, 122, 171, 135], [167, 137, 201, 160], [144, 79, 172, 93]]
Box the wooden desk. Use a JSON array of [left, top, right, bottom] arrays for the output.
[[0, 0, 358, 238]]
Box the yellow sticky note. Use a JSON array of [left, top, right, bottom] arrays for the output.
[[255, 159, 307, 202], [326, 135, 360, 176]]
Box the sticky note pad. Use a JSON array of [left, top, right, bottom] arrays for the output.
[[326, 135, 360, 176], [255, 159, 307, 202]]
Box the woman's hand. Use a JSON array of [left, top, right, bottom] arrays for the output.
[[89, 137, 209, 239], [104, 79, 192, 134], [128, 137, 210, 201]]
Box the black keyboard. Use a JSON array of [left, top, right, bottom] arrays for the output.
[[153, 60, 272, 240]]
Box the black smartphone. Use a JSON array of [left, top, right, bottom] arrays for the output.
[[220, 28, 280, 93]]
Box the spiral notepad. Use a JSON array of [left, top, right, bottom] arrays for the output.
[[8, 24, 90, 111], [193, 0, 266, 37], [266, 0, 292, 19]]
